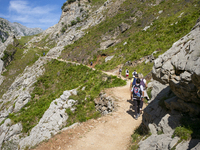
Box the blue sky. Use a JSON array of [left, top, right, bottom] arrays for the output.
[[0, 0, 66, 30]]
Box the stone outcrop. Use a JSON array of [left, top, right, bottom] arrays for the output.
[[19, 89, 77, 149], [0, 89, 77, 149], [140, 18, 200, 150], [119, 22, 130, 33], [94, 92, 116, 115], [152, 18, 200, 115]]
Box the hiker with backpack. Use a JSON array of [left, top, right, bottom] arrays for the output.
[[138, 73, 149, 101], [132, 70, 137, 77], [130, 74, 138, 100], [90, 62, 93, 68], [119, 67, 122, 78], [125, 68, 129, 80], [131, 78, 144, 120]]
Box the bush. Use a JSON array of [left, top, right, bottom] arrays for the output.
[[172, 126, 192, 140], [68, 0, 76, 4], [71, 20, 77, 26], [61, 2, 67, 10]]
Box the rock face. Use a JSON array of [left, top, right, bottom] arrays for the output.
[[19, 89, 77, 150], [140, 18, 200, 150], [94, 92, 116, 115], [152, 18, 200, 115]]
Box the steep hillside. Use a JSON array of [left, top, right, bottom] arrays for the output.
[[60, 0, 200, 73], [0, 0, 200, 149]]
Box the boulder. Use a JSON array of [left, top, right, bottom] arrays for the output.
[[100, 40, 116, 50], [119, 22, 130, 33], [105, 55, 114, 62], [94, 92, 115, 115], [139, 134, 179, 150]]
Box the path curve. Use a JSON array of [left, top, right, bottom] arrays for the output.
[[33, 58, 143, 150]]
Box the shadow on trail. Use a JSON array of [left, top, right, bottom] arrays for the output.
[[126, 99, 136, 119]]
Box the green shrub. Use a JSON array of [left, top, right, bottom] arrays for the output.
[[61, 27, 66, 33], [68, 0, 76, 4], [61, 2, 68, 10], [129, 124, 151, 149], [71, 20, 77, 26], [172, 126, 192, 140]]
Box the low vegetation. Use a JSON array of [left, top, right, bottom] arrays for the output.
[[129, 123, 151, 150], [8, 60, 126, 133], [172, 114, 200, 141]]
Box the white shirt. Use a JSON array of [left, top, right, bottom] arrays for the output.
[[131, 84, 144, 92], [131, 84, 144, 99], [132, 71, 137, 75], [126, 70, 129, 75]]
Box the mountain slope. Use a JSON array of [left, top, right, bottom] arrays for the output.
[[0, 18, 43, 43], [0, 0, 200, 149]]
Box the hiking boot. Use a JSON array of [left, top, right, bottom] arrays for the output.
[[135, 114, 138, 120], [140, 109, 142, 114]]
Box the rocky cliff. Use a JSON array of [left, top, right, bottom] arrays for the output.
[[140, 18, 200, 150]]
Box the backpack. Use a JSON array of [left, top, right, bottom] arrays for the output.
[[140, 79, 145, 89], [132, 84, 142, 98], [132, 77, 136, 87]]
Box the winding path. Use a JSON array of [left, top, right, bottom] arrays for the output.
[[33, 58, 143, 150]]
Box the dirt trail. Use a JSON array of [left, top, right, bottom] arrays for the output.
[[33, 69, 143, 150]]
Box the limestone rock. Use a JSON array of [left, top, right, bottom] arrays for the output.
[[151, 19, 200, 113], [100, 40, 116, 50], [0, 36, 14, 59], [139, 134, 178, 150], [19, 89, 77, 149], [105, 55, 114, 62], [0, 59, 3, 74], [119, 22, 130, 33], [176, 139, 200, 150], [95, 92, 115, 114]]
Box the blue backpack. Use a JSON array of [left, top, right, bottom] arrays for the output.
[[133, 84, 142, 98], [132, 77, 136, 87]]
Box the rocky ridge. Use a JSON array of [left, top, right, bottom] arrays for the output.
[[140, 18, 200, 150], [0, 18, 43, 44]]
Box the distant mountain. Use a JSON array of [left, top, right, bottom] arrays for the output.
[[9, 22, 44, 36], [0, 18, 43, 43]]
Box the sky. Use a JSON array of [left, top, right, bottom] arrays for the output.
[[0, 0, 66, 30]]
